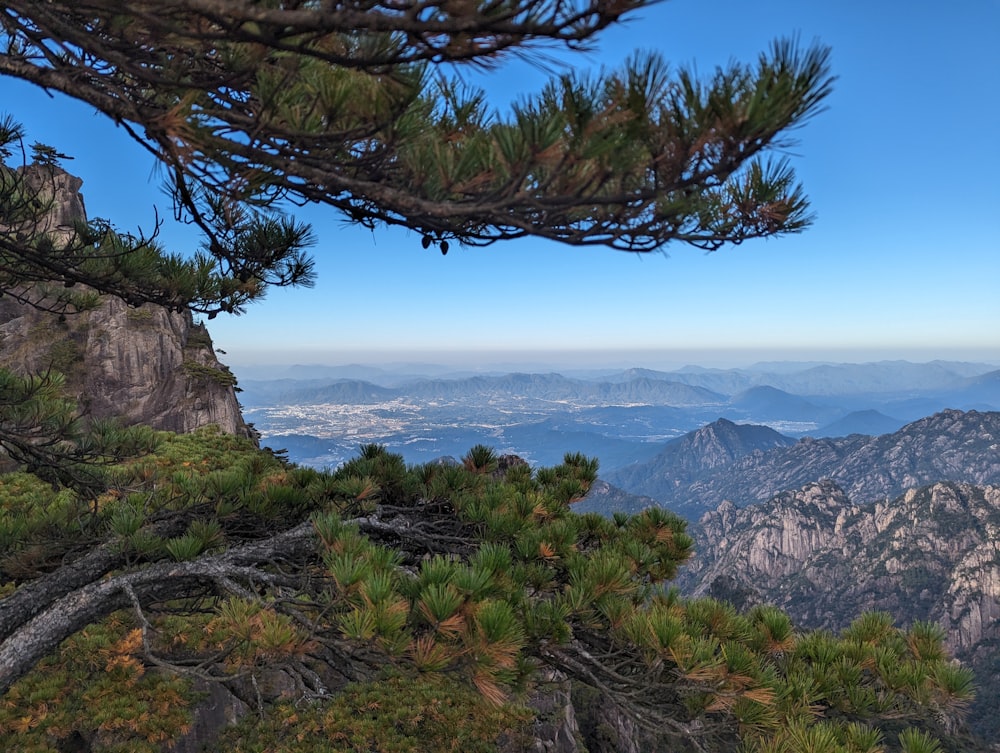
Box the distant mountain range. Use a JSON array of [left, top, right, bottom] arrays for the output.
[[241, 359, 999, 400], [237, 360, 1000, 476], [656, 360, 997, 396], [588, 409, 1000, 520], [241, 372, 726, 408]]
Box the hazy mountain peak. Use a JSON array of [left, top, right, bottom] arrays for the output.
[[604, 409, 1000, 521]]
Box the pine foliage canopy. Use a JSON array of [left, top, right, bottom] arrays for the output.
[[0, 1, 833, 252]]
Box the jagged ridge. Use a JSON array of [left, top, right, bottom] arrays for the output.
[[605, 410, 1000, 519]]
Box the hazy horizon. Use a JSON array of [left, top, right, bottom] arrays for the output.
[[226, 347, 1000, 379]]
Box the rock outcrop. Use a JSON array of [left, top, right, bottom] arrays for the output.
[[19, 162, 88, 234], [678, 480, 1000, 739], [0, 295, 252, 438], [0, 165, 253, 440]]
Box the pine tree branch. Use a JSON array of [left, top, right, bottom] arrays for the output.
[[0, 4, 834, 252], [0, 519, 318, 695]]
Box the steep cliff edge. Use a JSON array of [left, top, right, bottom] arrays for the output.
[[0, 165, 253, 439]]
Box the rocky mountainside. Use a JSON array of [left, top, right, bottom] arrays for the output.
[[575, 478, 660, 517], [604, 410, 1000, 520], [676, 479, 1000, 740], [0, 166, 252, 439]]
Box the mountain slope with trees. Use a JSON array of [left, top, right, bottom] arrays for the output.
[[0, 437, 984, 752], [0, 168, 252, 442]]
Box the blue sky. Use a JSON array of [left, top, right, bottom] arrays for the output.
[[3, 0, 998, 370]]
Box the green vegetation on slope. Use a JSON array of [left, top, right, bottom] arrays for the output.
[[0, 432, 977, 752]]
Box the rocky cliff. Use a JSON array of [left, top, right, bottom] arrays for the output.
[[678, 480, 1000, 740], [0, 166, 253, 439]]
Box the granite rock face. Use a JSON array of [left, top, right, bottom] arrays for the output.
[[683, 480, 1000, 642], [0, 294, 252, 438], [0, 165, 253, 440], [678, 480, 1000, 739], [18, 162, 88, 236]]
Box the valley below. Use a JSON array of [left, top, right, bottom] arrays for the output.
[[239, 359, 1000, 476]]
